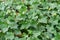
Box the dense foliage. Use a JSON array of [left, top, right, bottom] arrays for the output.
[[0, 0, 60, 40]]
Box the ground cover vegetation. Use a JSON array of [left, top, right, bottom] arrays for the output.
[[0, 0, 60, 40]]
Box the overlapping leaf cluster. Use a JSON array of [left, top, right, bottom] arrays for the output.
[[0, 0, 60, 40]]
